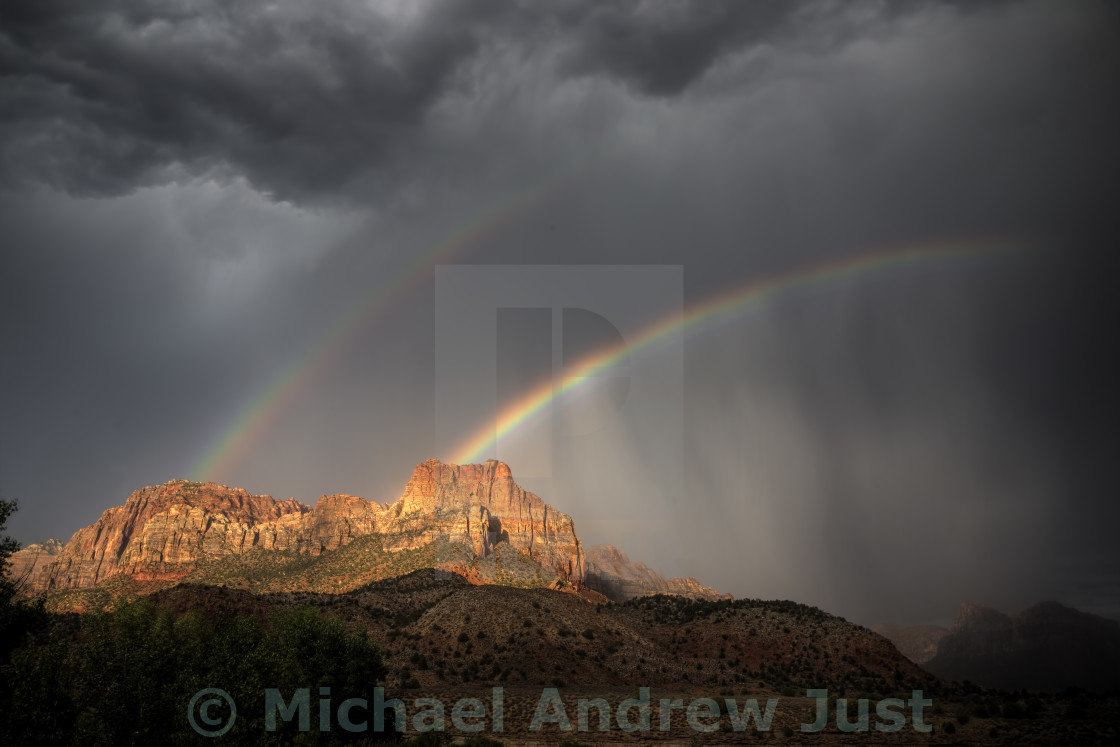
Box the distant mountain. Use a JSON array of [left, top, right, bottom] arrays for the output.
[[584, 544, 730, 602], [13, 460, 727, 610], [144, 568, 935, 697], [873, 623, 948, 665], [888, 601, 1120, 692]]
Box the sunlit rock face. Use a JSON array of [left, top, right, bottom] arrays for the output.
[[31, 459, 586, 592], [34, 481, 311, 590], [389, 459, 586, 582]]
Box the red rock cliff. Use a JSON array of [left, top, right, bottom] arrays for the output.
[[33, 459, 585, 591]]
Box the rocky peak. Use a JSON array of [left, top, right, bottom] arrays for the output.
[[19, 538, 64, 556], [394, 459, 583, 582], [953, 601, 1013, 632], [400, 459, 538, 515]]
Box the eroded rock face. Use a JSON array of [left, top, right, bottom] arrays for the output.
[[36, 482, 311, 590], [33, 459, 586, 592], [388, 460, 585, 581], [584, 544, 731, 602], [6, 538, 63, 590]]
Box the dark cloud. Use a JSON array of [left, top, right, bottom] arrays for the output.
[[0, 0, 500, 201], [0, 0, 815, 203], [554, 1, 802, 96]]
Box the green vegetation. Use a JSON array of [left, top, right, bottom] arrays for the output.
[[2, 599, 387, 745], [468, 542, 552, 589], [0, 498, 49, 660], [42, 573, 165, 613], [623, 594, 838, 625], [46, 524, 559, 615], [186, 533, 479, 593]]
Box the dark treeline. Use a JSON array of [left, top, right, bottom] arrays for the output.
[[1, 598, 390, 745]]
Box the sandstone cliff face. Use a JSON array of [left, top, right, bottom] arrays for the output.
[[584, 544, 730, 602], [37, 482, 311, 590], [388, 460, 584, 581], [33, 459, 586, 592]]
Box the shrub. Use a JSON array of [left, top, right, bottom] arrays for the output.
[[462, 738, 504, 747]]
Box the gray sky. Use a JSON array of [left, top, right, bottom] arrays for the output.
[[2, 0, 1117, 628]]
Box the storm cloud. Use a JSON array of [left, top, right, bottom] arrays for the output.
[[0, 0, 812, 203]]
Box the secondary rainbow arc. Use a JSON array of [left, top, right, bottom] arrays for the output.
[[190, 171, 579, 482]]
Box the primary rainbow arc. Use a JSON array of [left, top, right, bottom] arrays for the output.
[[449, 237, 1034, 465]]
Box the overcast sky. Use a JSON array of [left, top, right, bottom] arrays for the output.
[[2, 0, 1117, 628]]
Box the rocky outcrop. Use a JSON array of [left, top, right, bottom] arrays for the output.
[[6, 538, 63, 590], [584, 544, 731, 602], [32, 460, 587, 593], [924, 601, 1120, 691], [36, 482, 311, 590], [873, 623, 948, 664], [387, 460, 585, 582]]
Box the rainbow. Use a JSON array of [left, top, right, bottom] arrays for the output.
[[449, 237, 1038, 465], [189, 170, 582, 481]]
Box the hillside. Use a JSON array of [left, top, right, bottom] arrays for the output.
[[141, 568, 933, 696]]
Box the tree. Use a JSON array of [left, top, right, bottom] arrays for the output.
[[0, 497, 47, 661], [0, 497, 20, 575]]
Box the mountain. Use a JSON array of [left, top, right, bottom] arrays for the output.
[[584, 544, 730, 602], [873, 623, 948, 665], [920, 601, 1120, 692], [18, 460, 722, 609]]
